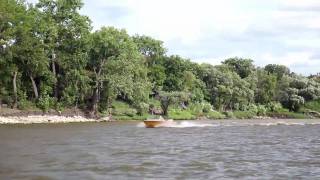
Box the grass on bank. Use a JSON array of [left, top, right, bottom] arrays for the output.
[[1, 98, 315, 120]]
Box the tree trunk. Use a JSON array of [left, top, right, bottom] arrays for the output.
[[12, 71, 18, 108], [52, 52, 58, 99], [160, 99, 169, 116], [90, 68, 103, 117], [92, 84, 99, 114], [29, 75, 39, 99]]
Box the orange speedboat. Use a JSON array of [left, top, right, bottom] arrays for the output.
[[143, 116, 175, 128]]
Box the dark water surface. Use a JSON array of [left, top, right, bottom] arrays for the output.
[[0, 121, 320, 179]]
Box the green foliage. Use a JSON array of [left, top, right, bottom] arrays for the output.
[[18, 92, 36, 110], [224, 111, 235, 119], [255, 69, 277, 104], [267, 111, 308, 119], [113, 114, 148, 121], [233, 111, 257, 119], [159, 91, 190, 116], [266, 102, 283, 113], [168, 109, 196, 120], [202, 102, 213, 113], [111, 101, 137, 117], [135, 102, 149, 116], [37, 93, 54, 112], [206, 111, 226, 119], [222, 57, 254, 78], [304, 100, 320, 112], [256, 105, 267, 116], [264, 64, 290, 79]]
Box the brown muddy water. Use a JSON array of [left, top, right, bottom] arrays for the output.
[[0, 119, 320, 179]]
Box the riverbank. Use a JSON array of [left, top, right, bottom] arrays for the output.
[[0, 107, 318, 124], [0, 114, 319, 125], [0, 115, 104, 124]]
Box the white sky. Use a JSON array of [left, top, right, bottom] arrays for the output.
[[28, 0, 320, 75]]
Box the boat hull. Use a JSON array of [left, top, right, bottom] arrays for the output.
[[143, 120, 174, 128]]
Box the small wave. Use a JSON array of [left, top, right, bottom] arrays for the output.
[[138, 120, 320, 128], [250, 122, 307, 126], [137, 121, 217, 128], [137, 122, 145, 127], [168, 121, 217, 128]]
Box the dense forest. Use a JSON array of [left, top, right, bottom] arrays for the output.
[[1, 0, 320, 119]]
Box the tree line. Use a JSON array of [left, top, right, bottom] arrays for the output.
[[1, 0, 320, 117]]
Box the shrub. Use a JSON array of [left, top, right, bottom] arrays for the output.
[[256, 105, 267, 116], [135, 102, 149, 115], [37, 93, 54, 112], [266, 102, 283, 112], [267, 111, 308, 119], [187, 103, 203, 116], [112, 101, 137, 117], [18, 99, 36, 110], [168, 109, 196, 120], [202, 102, 213, 113], [224, 111, 235, 119], [17, 92, 32, 110], [233, 111, 256, 119], [304, 100, 320, 112], [206, 110, 226, 119]]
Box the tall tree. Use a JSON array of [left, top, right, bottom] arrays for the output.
[[0, 0, 27, 107], [264, 64, 290, 80], [88, 27, 150, 116], [36, 0, 91, 100], [222, 57, 254, 78], [133, 35, 167, 92]]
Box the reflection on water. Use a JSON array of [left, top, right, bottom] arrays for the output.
[[0, 120, 320, 179]]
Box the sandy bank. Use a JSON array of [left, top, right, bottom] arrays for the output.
[[0, 115, 109, 124]]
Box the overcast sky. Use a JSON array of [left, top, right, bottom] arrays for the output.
[[28, 0, 320, 75]]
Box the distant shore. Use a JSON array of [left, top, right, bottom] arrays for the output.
[[0, 115, 107, 124], [1, 114, 319, 125], [0, 108, 111, 124], [0, 107, 319, 124]]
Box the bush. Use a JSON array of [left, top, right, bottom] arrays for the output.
[[267, 111, 308, 119], [17, 92, 34, 110], [304, 100, 320, 112], [135, 102, 149, 115], [266, 102, 283, 112], [55, 102, 65, 112], [187, 103, 203, 116], [18, 99, 36, 110], [224, 111, 235, 119], [206, 110, 226, 119], [246, 104, 258, 114], [256, 105, 267, 116], [37, 93, 54, 112], [168, 109, 196, 120], [112, 101, 137, 117], [233, 111, 256, 119], [187, 102, 213, 116], [113, 114, 148, 120], [202, 102, 213, 113]]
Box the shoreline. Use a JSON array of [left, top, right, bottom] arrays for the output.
[[0, 114, 319, 125], [0, 115, 111, 124]]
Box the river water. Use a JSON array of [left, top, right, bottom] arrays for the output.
[[0, 120, 320, 179]]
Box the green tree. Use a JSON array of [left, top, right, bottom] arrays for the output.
[[264, 64, 290, 80], [159, 91, 190, 116], [36, 0, 91, 101], [0, 0, 27, 107], [88, 27, 150, 116], [222, 57, 254, 78], [255, 69, 277, 104]]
